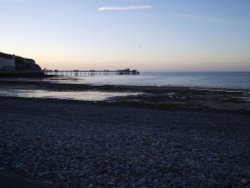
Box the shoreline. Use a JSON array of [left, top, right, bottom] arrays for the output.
[[1, 79, 250, 91], [0, 97, 250, 187], [0, 79, 250, 115], [0, 72, 52, 78], [0, 95, 250, 116]]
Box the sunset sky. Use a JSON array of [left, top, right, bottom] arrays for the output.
[[1, 0, 250, 71]]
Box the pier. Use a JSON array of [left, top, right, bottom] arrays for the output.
[[43, 68, 140, 77]]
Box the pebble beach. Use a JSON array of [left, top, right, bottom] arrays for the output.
[[0, 97, 250, 187]]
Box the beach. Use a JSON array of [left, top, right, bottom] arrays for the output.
[[0, 96, 250, 187], [1, 0, 250, 186], [0, 79, 250, 114]]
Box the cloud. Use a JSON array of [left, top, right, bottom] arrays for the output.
[[98, 5, 152, 11]]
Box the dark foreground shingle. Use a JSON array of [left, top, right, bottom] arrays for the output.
[[0, 172, 57, 188]]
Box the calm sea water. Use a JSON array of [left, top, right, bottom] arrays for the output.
[[53, 72, 250, 89], [1, 72, 250, 101], [0, 90, 141, 101]]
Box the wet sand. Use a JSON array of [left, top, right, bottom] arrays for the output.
[[0, 97, 250, 187], [0, 79, 250, 114]]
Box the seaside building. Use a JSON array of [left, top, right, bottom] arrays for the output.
[[0, 53, 16, 72]]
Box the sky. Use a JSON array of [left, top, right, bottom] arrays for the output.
[[0, 0, 250, 71]]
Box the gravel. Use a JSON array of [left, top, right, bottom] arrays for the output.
[[0, 97, 250, 187]]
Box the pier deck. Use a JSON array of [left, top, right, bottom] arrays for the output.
[[44, 69, 139, 76]]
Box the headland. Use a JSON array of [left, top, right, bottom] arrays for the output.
[[0, 52, 46, 78]]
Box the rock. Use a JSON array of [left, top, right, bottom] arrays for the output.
[[241, 178, 250, 185], [139, 177, 147, 183], [0, 51, 42, 73], [135, 166, 146, 174], [15, 56, 42, 72]]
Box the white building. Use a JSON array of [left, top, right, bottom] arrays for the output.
[[0, 55, 16, 71]]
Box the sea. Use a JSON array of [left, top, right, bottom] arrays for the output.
[[54, 72, 250, 89], [1, 72, 250, 101]]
